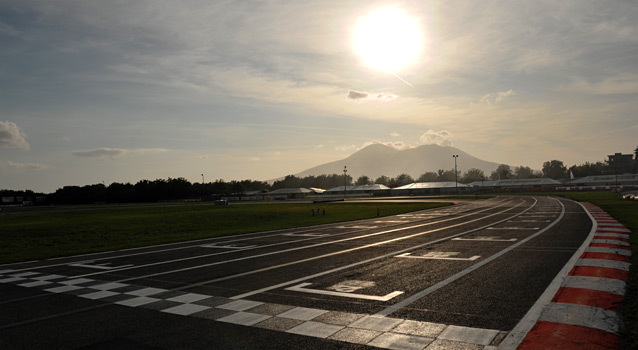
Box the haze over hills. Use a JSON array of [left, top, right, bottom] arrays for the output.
[[294, 143, 502, 180]]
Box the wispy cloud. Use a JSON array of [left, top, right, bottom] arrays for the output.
[[477, 89, 516, 105], [72, 148, 167, 159], [563, 75, 638, 95], [0, 161, 46, 172], [0, 121, 30, 150]]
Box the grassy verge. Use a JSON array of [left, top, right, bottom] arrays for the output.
[[0, 201, 450, 264], [544, 191, 637, 348]]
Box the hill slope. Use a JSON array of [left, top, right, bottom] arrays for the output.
[[295, 144, 501, 179]]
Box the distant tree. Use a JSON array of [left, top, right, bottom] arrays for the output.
[[436, 169, 458, 182], [461, 168, 485, 183], [355, 175, 372, 186], [514, 166, 534, 179], [375, 175, 391, 186], [568, 161, 609, 178], [490, 164, 513, 180], [418, 172, 438, 182], [272, 175, 301, 189], [390, 173, 414, 187], [542, 160, 567, 179]]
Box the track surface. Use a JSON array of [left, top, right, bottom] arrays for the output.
[[0, 196, 592, 349]]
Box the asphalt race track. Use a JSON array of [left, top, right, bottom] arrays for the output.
[[0, 196, 593, 349]]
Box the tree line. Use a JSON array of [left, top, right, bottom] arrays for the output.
[[2, 153, 635, 205]]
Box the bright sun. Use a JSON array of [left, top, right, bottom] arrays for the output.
[[352, 7, 424, 73]]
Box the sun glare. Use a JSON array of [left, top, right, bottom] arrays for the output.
[[352, 7, 424, 73]]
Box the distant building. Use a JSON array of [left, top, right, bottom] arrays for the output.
[[391, 182, 469, 195], [607, 152, 635, 174], [468, 178, 561, 190], [324, 184, 391, 196], [566, 174, 638, 187], [267, 187, 318, 199]]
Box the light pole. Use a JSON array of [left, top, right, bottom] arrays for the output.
[[343, 166, 348, 200], [453, 155, 459, 193], [201, 173, 205, 184]]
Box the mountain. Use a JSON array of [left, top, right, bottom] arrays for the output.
[[294, 144, 501, 180]]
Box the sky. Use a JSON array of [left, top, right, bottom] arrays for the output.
[[1, 0, 637, 193]]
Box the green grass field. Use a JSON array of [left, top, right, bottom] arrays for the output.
[[0, 201, 450, 264]]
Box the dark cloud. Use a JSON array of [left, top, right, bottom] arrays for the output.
[[348, 90, 368, 99]]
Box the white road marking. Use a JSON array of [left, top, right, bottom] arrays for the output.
[[81, 200, 516, 280], [395, 252, 480, 261], [374, 220, 410, 223], [230, 199, 533, 299], [376, 198, 563, 317], [486, 227, 539, 230], [280, 233, 329, 237], [507, 220, 550, 223], [452, 237, 517, 242], [286, 283, 404, 302], [499, 200, 591, 349], [68, 262, 134, 270], [327, 280, 376, 293], [336, 225, 378, 229], [200, 243, 258, 249]]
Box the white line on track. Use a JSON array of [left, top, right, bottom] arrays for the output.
[[226, 198, 536, 299], [285, 283, 404, 301], [68, 200, 515, 279], [375, 197, 565, 317]]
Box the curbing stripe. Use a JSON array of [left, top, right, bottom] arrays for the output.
[[593, 234, 629, 241], [570, 265, 629, 281], [591, 239, 630, 247], [562, 276, 626, 295], [589, 242, 631, 250], [503, 202, 632, 349], [576, 258, 631, 271], [551, 287, 624, 311], [580, 252, 631, 263], [585, 246, 631, 255], [518, 321, 620, 350], [539, 302, 619, 333]]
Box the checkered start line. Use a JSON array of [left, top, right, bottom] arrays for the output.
[[0, 270, 507, 349], [517, 203, 632, 350]]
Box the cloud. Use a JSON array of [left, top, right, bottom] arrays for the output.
[[0, 121, 30, 150], [0, 161, 47, 172], [335, 144, 356, 152], [419, 130, 454, 147], [563, 75, 638, 95], [478, 89, 516, 105], [347, 90, 368, 99], [390, 132, 400, 137], [72, 148, 167, 159], [347, 90, 398, 103], [359, 140, 413, 151]]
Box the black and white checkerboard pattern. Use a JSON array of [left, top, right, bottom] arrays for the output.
[[0, 269, 506, 349]]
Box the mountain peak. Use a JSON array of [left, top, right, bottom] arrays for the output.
[[294, 144, 500, 179]]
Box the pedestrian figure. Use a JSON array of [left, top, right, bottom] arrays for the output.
[[311, 209, 315, 216], [377, 208, 380, 217], [323, 208, 325, 216]]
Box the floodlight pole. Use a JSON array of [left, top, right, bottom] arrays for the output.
[[343, 166, 348, 200], [453, 155, 459, 193], [201, 173, 205, 184]]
